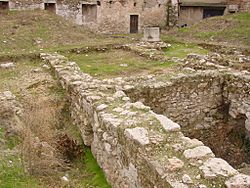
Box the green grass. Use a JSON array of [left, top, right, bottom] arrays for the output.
[[0, 155, 40, 188], [67, 50, 176, 78], [163, 43, 209, 58], [84, 148, 111, 188], [169, 12, 250, 47], [0, 10, 131, 56]]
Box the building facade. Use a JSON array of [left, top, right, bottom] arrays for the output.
[[0, 0, 179, 33], [178, 0, 250, 26]]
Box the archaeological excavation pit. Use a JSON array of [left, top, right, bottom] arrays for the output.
[[124, 71, 250, 169]]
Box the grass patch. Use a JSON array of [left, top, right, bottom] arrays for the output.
[[0, 58, 42, 93], [163, 43, 209, 58], [0, 10, 131, 56], [0, 155, 40, 188], [67, 50, 176, 78], [84, 148, 111, 188], [168, 12, 250, 47]]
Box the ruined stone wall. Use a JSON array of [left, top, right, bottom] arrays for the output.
[[125, 72, 224, 129], [41, 53, 250, 188], [224, 72, 250, 137], [125, 71, 250, 134]]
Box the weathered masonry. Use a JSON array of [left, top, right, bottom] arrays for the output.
[[41, 53, 250, 188]]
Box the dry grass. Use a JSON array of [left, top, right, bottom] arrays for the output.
[[21, 97, 64, 176]]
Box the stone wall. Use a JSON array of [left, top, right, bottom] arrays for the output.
[[125, 71, 224, 129], [41, 52, 250, 188], [224, 72, 250, 137], [125, 71, 250, 137]]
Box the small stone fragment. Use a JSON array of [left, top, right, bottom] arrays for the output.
[[183, 146, 214, 159], [200, 158, 238, 179], [196, 174, 201, 180], [0, 62, 15, 69], [153, 113, 180, 132], [182, 174, 193, 184], [167, 157, 184, 171], [113, 107, 123, 113], [170, 181, 188, 188], [124, 127, 149, 145], [42, 64, 50, 69], [113, 90, 126, 98], [96, 104, 108, 111], [132, 101, 150, 111], [122, 96, 130, 101], [199, 184, 207, 188]]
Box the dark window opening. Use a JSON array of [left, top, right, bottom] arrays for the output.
[[97, 1, 101, 6], [82, 4, 97, 22], [203, 7, 225, 19], [130, 15, 139, 33], [44, 3, 56, 13], [0, 1, 9, 10], [158, 4, 161, 7], [134, 2, 136, 7]]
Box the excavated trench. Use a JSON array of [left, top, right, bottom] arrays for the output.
[[125, 72, 250, 170], [183, 108, 250, 168]]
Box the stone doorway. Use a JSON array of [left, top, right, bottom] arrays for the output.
[[130, 15, 139, 33], [44, 3, 56, 13], [0, 1, 9, 10]]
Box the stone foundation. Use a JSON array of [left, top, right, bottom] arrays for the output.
[[41, 53, 250, 188]]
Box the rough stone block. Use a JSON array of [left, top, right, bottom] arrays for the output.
[[143, 27, 160, 42]]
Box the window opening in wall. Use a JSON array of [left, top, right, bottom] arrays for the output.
[[158, 4, 161, 7], [134, 2, 136, 7], [44, 3, 56, 13], [97, 1, 101, 6], [82, 4, 97, 22], [0, 1, 9, 10]]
